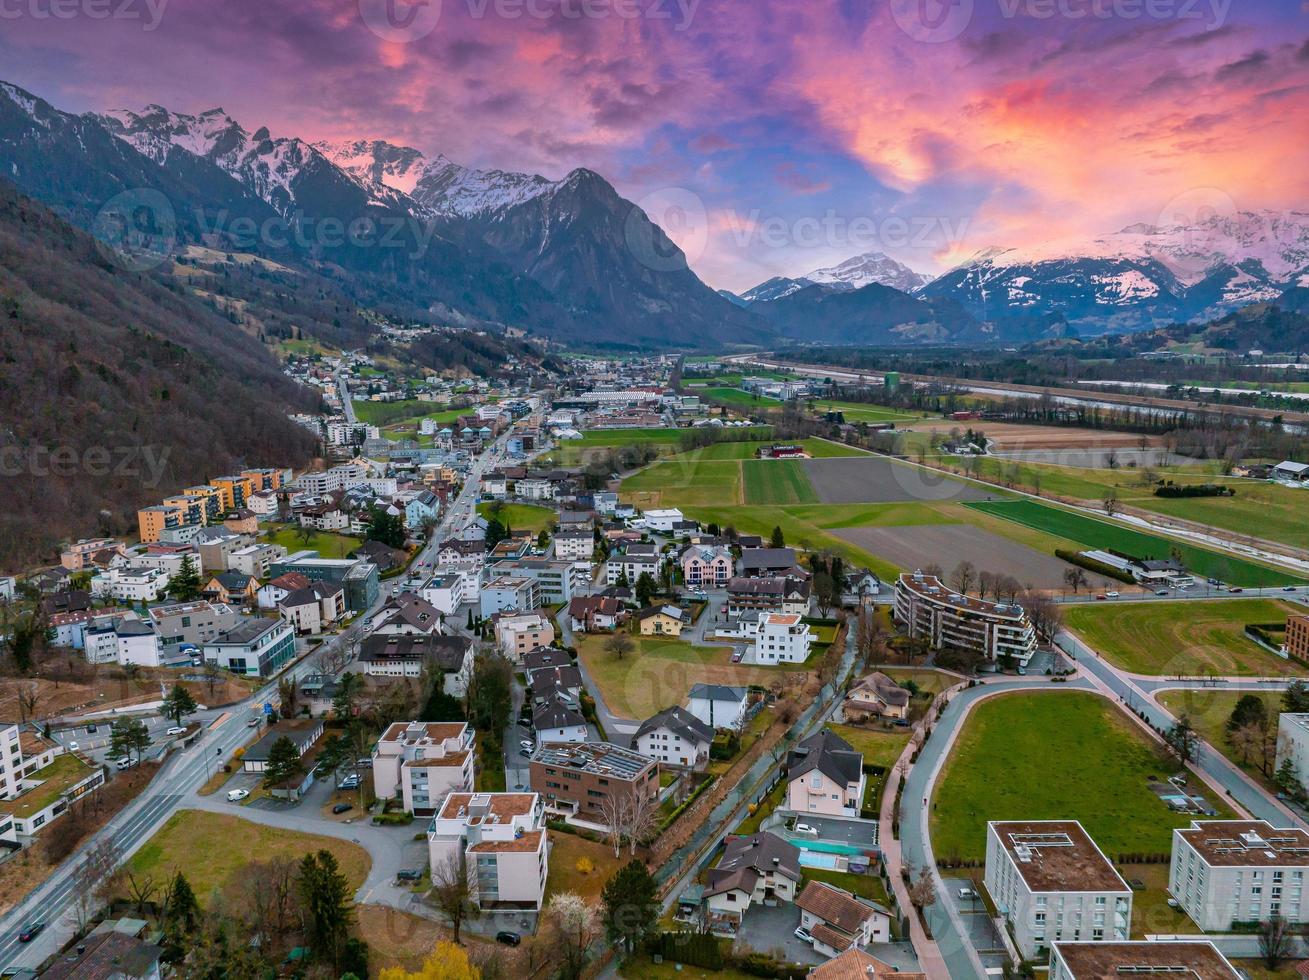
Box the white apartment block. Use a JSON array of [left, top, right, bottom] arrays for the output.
[[1050, 941, 1242, 980], [421, 572, 472, 616], [751, 613, 812, 664], [895, 571, 1037, 665], [90, 566, 170, 603], [427, 793, 550, 912], [984, 821, 1131, 959], [84, 617, 162, 667], [479, 576, 539, 617], [0, 726, 101, 841], [1169, 820, 1309, 931], [372, 721, 475, 816], [552, 530, 594, 562], [228, 543, 285, 578], [605, 552, 661, 586], [1275, 713, 1309, 788]]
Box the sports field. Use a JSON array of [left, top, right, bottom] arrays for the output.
[[743, 460, 818, 505], [967, 499, 1306, 587], [931, 691, 1234, 863], [1064, 599, 1305, 676], [697, 387, 781, 405]]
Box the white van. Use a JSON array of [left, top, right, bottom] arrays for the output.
[[115, 758, 134, 771]]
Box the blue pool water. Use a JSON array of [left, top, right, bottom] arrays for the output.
[[799, 852, 841, 869]]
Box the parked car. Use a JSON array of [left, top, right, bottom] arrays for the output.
[[495, 932, 521, 947], [520, 739, 535, 753], [339, 775, 361, 790], [731, 650, 744, 662], [794, 823, 819, 836], [793, 927, 813, 944], [115, 758, 135, 770], [67, 741, 79, 751], [395, 868, 422, 882], [958, 887, 976, 899], [166, 726, 186, 736], [227, 789, 249, 802], [18, 922, 44, 943], [332, 803, 353, 814], [1105, 591, 1119, 598]]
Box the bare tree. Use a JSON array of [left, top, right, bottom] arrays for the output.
[[625, 790, 660, 855], [598, 794, 626, 857], [1021, 590, 1063, 641], [243, 856, 299, 947], [123, 870, 159, 918], [16, 683, 40, 724], [604, 632, 633, 662], [1062, 567, 1089, 594], [72, 838, 123, 932], [1102, 491, 1120, 517], [977, 571, 995, 601], [429, 850, 480, 944], [908, 864, 937, 910], [1259, 915, 1292, 969], [949, 561, 976, 596]]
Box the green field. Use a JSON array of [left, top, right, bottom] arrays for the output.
[[931, 692, 1234, 863], [742, 460, 818, 505], [578, 427, 686, 445], [806, 400, 926, 423], [1156, 689, 1282, 790], [827, 722, 911, 769], [1065, 599, 1305, 676], [477, 501, 558, 535], [263, 526, 363, 559], [667, 437, 866, 461], [623, 459, 745, 508], [967, 498, 1306, 587], [697, 387, 781, 406]]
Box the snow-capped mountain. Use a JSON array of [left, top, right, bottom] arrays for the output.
[[803, 251, 934, 293], [741, 251, 932, 305], [313, 138, 427, 195]]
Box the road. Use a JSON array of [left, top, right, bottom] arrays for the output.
[[0, 386, 509, 969]]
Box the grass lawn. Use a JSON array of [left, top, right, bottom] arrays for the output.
[[1064, 599, 1305, 677], [130, 810, 370, 905], [623, 460, 744, 509], [881, 668, 957, 695], [619, 956, 758, 980], [477, 501, 557, 535], [801, 867, 890, 905], [736, 780, 786, 835], [931, 691, 1234, 863], [576, 634, 782, 719], [1156, 689, 1283, 788], [546, 830, 623, 903], [263, 526, 363, 559], [742, 460, 818, 505], [827, 723, 911, 770], [967, 498, 1306, 587], [1121, 862, 1198, 938], [579, 427, 686, 445], [805, 400, 927, 423], [697, 387, 781, 406], [668, 438, 866, 461]]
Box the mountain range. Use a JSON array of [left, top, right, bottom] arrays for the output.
[[1, 78, 1307, 351]]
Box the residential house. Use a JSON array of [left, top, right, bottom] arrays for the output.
[[427, 793, 550, 911], [686, 684, 749, 731], [421, 572, 473, 616], [634, 706, 714, 770], [523, 647, 572, 672], [786, 729, 867, 818], [566, 595, 626, 633], [605, 543, 662, 586], [352, 540, 408, 574], [839, 672, 910, 723], [796, 881, 891, 957], [90, 566, 170, 603], [553, 529, 594, 562], [83, 617, 163, 668], [841, 570, 882, 606], [202, 571, 259, 606], [372, 721, 475, 815], [39, 920, 164, 980], [405, 490, 441, 531], [227, 543, 284, 579], [726, 576, 811, 617], [642, 508, 685, 532], [278, 583, 347, 635], [637, 604, 685, 637], [436, 539, 486, 572], [985, 820, 1131, 959], [532, 691, 589, 744], [705, 832, 803, 930], [371, 592, 444, 636], [739, 548, 801, 577], [257, 571, 311, 610]]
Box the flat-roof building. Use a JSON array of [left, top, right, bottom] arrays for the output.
[[1169, 819, 1309, 930], [1050, 941, 1241, 980], [895, 571, 1037, 665]]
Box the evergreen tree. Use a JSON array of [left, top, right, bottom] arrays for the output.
[[1284, 680, 1309, 714], [262, 735, 305, 789], [298, 850, 355, 970], [769, 525, 785, 548], [1226, 694, 1268, 735], [165, 871, 200, 934], [161, 684, 198, 727], [107, 717, 150, 765], [635, 572, 657, 608], [601, 860, 658, 953], [167, 554, 202, 602]]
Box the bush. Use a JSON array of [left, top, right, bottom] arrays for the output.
[[372, 811, 414, 826], [1055, 549, 1136, 584], [649, 932, 723, 969], [1153, 482, 1235, 498]]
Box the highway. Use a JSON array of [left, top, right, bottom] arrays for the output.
[[0, 380, 507, 970]]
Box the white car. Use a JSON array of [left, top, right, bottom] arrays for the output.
[[67, 741, 79, 751], [793, 927, 813, 944], [958, 887, 977, 899], [520, 739, 535, 753], [226, 789, 249, 802], [794, 823, 819, 836], [166, 726, 186, 736]]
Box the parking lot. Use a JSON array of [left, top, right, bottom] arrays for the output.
[[788, 814, 879, 849], [734, 902, 823, 965], [941, 875, 1009, 972]]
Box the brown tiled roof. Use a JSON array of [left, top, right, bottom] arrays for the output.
[[809, 922, 855, 953], [796, 881, 881, 933], [806, 949, 911, 980]]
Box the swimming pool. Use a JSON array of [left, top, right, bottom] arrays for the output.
[[797, 840, 865, 855], [799, 851, 842, 870]]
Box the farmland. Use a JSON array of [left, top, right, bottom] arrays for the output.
[[1064, 599, 1305, 676], [742, 459, 818, 505], [967, 498, 1306, 587], [931, 692, 1234, 863], [804, 456, 998, 504]]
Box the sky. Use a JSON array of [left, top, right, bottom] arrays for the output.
[[2, 0, 1307, 292]]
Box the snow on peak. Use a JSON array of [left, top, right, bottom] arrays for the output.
[[312, 138, 426, 196], [412, 156, 555, 217], [802, 250, 933, 292]]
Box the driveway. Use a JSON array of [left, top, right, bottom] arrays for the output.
[[785, 814, 879, 849], [733, 902, 822, 965], [941, 876, 1009, 972]]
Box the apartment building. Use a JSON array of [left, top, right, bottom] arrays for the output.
[[552, 530, 594, 562], [427, 793, 550, 912], [895, 571, 1037, 665], [202, 618, 297, 677], [84, 617, 163, 668], [681, 544, 734, 587], [984, 820, 1132, 959], [358, 634, 474, 694], [1049, 941, 1242, 980], [90, 566, 170, 603], [1275, 712, 1309, 787], [1287, 615, 1309, 663], [373, 721, 475, 815], [495, 559, 587, 605], [1169, 819, 1309, 930], [227, 543, 284, 578], [149, 601, 241, 655], [634, 706, 714, 770], [421, 572, 473, 616], [0, 727, 103, 841], [726, 576, 811, 617], [529, 741, 659, 827], [605, 544, 661, 586], [494, 612, 556, 662], [279, 583, 347, 635], [752, 613, 812, 664], [479, 576, 540, 617]]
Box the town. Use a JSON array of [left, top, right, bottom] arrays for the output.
[[2, 344, 1309, 980]]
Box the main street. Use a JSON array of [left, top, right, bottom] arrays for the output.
[[0, 386, 508, 970]]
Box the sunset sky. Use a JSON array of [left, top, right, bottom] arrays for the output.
[[3, 0, 1307, 291]]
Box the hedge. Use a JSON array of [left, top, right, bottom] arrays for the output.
[[654, 774, 718, 835], [1154, 482, 1235, 498], [1055, 548, 1136, 584], [648, 932, 723, 969]]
